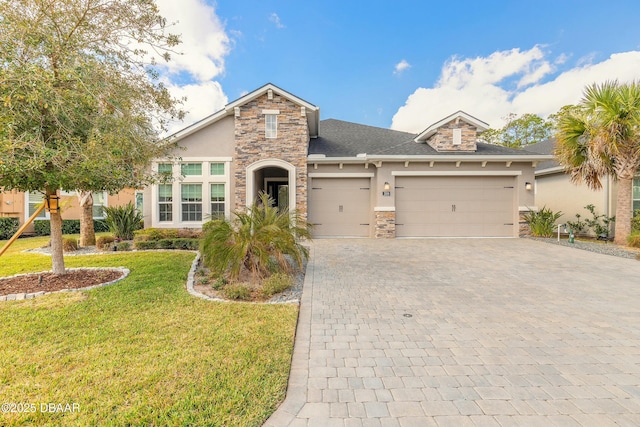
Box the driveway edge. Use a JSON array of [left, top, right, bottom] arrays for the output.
[[263, 244, 314, 426]]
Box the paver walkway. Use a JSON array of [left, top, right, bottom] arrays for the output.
[[264, 239, 640, 427]]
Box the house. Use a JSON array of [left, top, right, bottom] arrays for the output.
[[140, 83, 551, 238], [0, 189, 135, 233], [527, 139, 640, 232]]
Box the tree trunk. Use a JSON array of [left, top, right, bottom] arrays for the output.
[[47, 189, 66, 275], [614, 176, 633, 245], [78, 191, 96, 246]]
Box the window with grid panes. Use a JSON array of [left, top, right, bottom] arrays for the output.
[[210, 162, 224, 176], [158, 184, 173, 222], [265, 114, 277, 138], [92, 192, 106, 218], [181, 163, 202, 176], [210, 183, 225, 219], [158, 163, 172, 176], [181, 184, 202, 221]]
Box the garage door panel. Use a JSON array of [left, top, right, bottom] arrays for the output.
[[308, 178, 371, 237], [396, 176, 516, 237]]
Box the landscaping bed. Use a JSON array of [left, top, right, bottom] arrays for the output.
[[0, 236, 298, 426]]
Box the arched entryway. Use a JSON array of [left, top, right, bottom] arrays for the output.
[[246, 159, 296, 212]]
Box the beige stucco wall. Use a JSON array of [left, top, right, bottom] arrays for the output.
[[535, 172, 613, 230]]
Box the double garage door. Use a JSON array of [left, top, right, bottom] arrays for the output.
[[395, 176, 516, 237], [307, 176, 516, 238]]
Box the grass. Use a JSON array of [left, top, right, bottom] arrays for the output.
[[0, 236, 298, 426]]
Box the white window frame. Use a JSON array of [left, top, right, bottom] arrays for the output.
[[265, 114, 277, 139], [158, 184, 173, 223], [150, 157, 231, 228], [25, 191, 49, 221], [91, 191, 108, 219], [180, 183, 203, 223]]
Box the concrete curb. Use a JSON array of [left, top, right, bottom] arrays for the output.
[[263, 244, 315, 426]]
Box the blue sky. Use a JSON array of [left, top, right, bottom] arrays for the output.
[[156, 0, 640, 133]]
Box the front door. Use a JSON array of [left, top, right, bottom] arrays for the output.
[[266, 181, 289, 212]]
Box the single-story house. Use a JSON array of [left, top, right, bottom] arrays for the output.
[[527, 139, 640, 231], [0, 189, 135, 233], [139, 83, 551, 238]]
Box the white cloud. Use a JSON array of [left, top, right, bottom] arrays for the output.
[[269, 13, 285, 29], [151, 0, 231, 129], [164, 81, 228, 135], [391, 47, 640, 132], [394, 59, 411, 75]]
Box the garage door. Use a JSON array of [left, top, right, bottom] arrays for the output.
[[395, 176, 516, 237], [308, 178, 371, 237]]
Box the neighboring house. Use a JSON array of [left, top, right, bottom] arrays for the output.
[[141, 83, 550, 238], [527, 139, 640, 232], [0, 189, 136, 233]]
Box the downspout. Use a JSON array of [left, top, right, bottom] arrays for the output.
[[0, 203, 46, 257]]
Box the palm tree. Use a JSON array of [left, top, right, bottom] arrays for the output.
[[555, 81, 640, 244], [201, 192, 312, 283]]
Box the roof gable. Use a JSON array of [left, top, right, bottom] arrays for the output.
[[414, 111, 489, 143], [169, 83, 320, 142]]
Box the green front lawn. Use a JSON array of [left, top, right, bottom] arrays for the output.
[[0, 237, 298, 426]]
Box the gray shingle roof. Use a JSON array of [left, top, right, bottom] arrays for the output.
[[525, 139, 560, 170], [310, 119, 548, 157]]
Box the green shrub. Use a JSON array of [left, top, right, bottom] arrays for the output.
[[96, 235, 115, 250], [62, 237, 78, 252], [201, 192, 311, 283], [134, 228, 178, 241], [566, 213, 587, 235], [103, 202, 143, 240], [133, 238, 199, 250], [583, 204, 615, 238], [628, 231, 640, 248], [0, 217, 19, 240], [222, 283, 252, 300], [261, 273, 293, 298], [632, 209, 640, 233], [33, 219, 106, 236], [115, 241, 131, 251], [94, 219, 109, 233], [212, 276, 227, 291], [523, 206, 562, 237]]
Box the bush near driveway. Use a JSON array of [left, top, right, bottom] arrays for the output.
[[0, 236, 297, 426]]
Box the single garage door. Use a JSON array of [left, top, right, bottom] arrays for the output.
[[308, 178, 371, 237], [395, 176, 516, 237]]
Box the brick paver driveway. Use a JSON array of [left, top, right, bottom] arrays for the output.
[[265, 239, 640, 427]]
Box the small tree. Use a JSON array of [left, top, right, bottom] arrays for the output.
[[0, 0, 184, 273], [555, 81, 640, 244], [201, 193, 312, 284], [480, 113, 554, 147]]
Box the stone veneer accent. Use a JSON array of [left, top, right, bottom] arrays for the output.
[[519, 210, 532, 237], [374, 210, 396, 238], [233, 93, 309, 219], [426, 119, 478, 152]]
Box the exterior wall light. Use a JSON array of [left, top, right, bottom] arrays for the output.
[[382, 182, 391, 196], [45, 194, 60, 213], [525, 182, 532, 191]]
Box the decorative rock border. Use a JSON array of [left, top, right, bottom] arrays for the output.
[[0, 267, 130, 302], [185, 252, 302, 304]]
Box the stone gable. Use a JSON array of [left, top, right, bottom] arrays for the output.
[[426, 119, 478, 152], [233, 93, 309, 218]]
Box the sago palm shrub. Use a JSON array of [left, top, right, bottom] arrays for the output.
[[201, 192, 312, 283], [103, 202, 143, 240], [523, 206, 562, 237]]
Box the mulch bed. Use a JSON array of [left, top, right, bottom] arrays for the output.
[[0, 270, 124, 296]]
